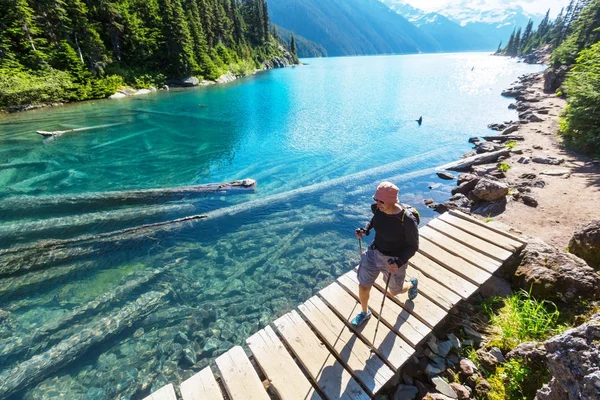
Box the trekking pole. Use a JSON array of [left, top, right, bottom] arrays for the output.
[[358, 237, 362, 258], [370, 272, 392, 354]]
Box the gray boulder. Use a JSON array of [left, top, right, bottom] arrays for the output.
[[507, 341, 547, 369], [452, 178, 480, 196], [437, 172, 456, 180], [513, 238, 600, 302], [180, 77, 200, 86], [432, 377, 458, 399], [394, 384, 418, 400], [568, 220, 600, 269], [543, 66, 569, 93], [471, 178, 509, 201], [536, 313, 600, 400], [475, 142, 503, 154], [533, 156, 565, 165], [502, 125, 520, 135]]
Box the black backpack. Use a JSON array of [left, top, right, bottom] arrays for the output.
[[399, 203, 421, 225]]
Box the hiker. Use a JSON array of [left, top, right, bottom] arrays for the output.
[[352, 181, 419, 327]]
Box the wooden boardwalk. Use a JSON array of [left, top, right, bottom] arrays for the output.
[[145, 210, 526, 400]]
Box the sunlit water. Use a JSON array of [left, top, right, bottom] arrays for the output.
[[0, 54, 543, 399]]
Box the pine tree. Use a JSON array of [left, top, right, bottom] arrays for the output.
[[158, 0, 198, 77], [513, 27, 521, 56], [290, 34, 297, 60]]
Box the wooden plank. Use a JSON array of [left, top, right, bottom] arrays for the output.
[[449, 209, 527, 246], [439, 213, 522, 252], [180, 367, 224, 400], [337, 272, 430, 347], [409, 252, 478, 299], [318, 282, 413, 371], [298, 296, 395, 396], [368, 271, 448, 329], [418, 238, 492, 285], [420, 226, 501, 274], [404, 264, 461, 311], [274, 311, 369, 400], [215, 346, 270, 400], [247, 326, 322, 400], [144, 384, 177, 400], [428, 218, 513, 262]]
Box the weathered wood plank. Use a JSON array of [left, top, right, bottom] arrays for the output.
[[418, 238, 492, 285], [427, 218, 513, 262], [409, 252, 478, 299], [299, 296, 395, 395], [449, 210, 527, 246], [180, 367, 224, 400], [439, 213, 523, 252], [406, 264, 461, 310], [368, 272, 447, 329], [337, 273, 430, 347], [144, 383, 177, 400], [274, 311, 369, 400], [247, 326, 322, 400], [215, 346, 270, 400], [420, 226, 501, 274], [318, 282, 413, 371]]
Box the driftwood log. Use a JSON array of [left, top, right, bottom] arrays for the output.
[[35, 123, 124, 137], [0, 290, 166, 398], [436, 149, 510, 172], [0, 179, 256, 216], [480, 135, 524, 142]]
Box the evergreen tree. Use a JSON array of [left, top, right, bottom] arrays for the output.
[[290, 34, 297, 60], [158, 0, 197, 77]]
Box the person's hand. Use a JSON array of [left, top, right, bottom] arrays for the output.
[[388, 263, 399, 274], [355, 228, 366, 239]]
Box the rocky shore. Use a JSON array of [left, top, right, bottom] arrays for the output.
[[383, 67, 600, 400], [426, 68, 600, 250]]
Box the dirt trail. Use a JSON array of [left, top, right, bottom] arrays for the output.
[[491, 73, 600, 249]]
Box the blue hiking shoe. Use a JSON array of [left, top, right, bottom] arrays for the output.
[[408, 277, 419, 300], [351, 310, 372, 327]]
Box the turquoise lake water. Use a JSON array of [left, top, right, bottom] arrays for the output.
[[0, 53, 544, 399]]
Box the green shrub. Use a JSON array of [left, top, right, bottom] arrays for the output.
[[0, 67, 75, 107], [498, 162, 511, 172], [560, 41, 600, 156], [133, 73, 166, 89], [505, 141, 517, 149], [485, 290, 562, 352]]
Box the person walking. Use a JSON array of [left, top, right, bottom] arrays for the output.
[[352, 181, 420, 327]]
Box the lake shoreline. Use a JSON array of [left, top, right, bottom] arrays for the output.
[[435, 68, 600, 250], [1, 60, 300, 115]]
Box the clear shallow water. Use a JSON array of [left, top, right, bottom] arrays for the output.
[[0, 54, 543, 399]]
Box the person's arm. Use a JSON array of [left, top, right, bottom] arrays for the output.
[[395, 215, 419, 266], [360, 204, 377, 235]]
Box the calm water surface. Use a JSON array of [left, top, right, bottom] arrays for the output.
[[0, 54, 543, 399]]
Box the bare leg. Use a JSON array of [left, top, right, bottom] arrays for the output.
[[389, 280, 415, 296], [358, 284, 372, 312]]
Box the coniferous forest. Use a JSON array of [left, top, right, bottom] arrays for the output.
[[501, 0, 600, 156], [0, 0, 298, 109]]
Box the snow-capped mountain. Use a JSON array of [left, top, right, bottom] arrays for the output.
[[381, 0, 545, 51]]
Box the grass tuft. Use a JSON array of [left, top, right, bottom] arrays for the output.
[[484, 289, 563, 352]]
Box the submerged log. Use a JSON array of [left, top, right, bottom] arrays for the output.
[[436, 149, 510, 172], [480, 135, 524, 142], [0, 179, 255, 215], [0, 259, 183, 364], [35, 123, 124, 137], [0, 215, 206, 277], [0, 202, 195, 248], [0, 290, 166, 398]]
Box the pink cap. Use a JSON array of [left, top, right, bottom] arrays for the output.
[[374, 181, 399, 204]]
